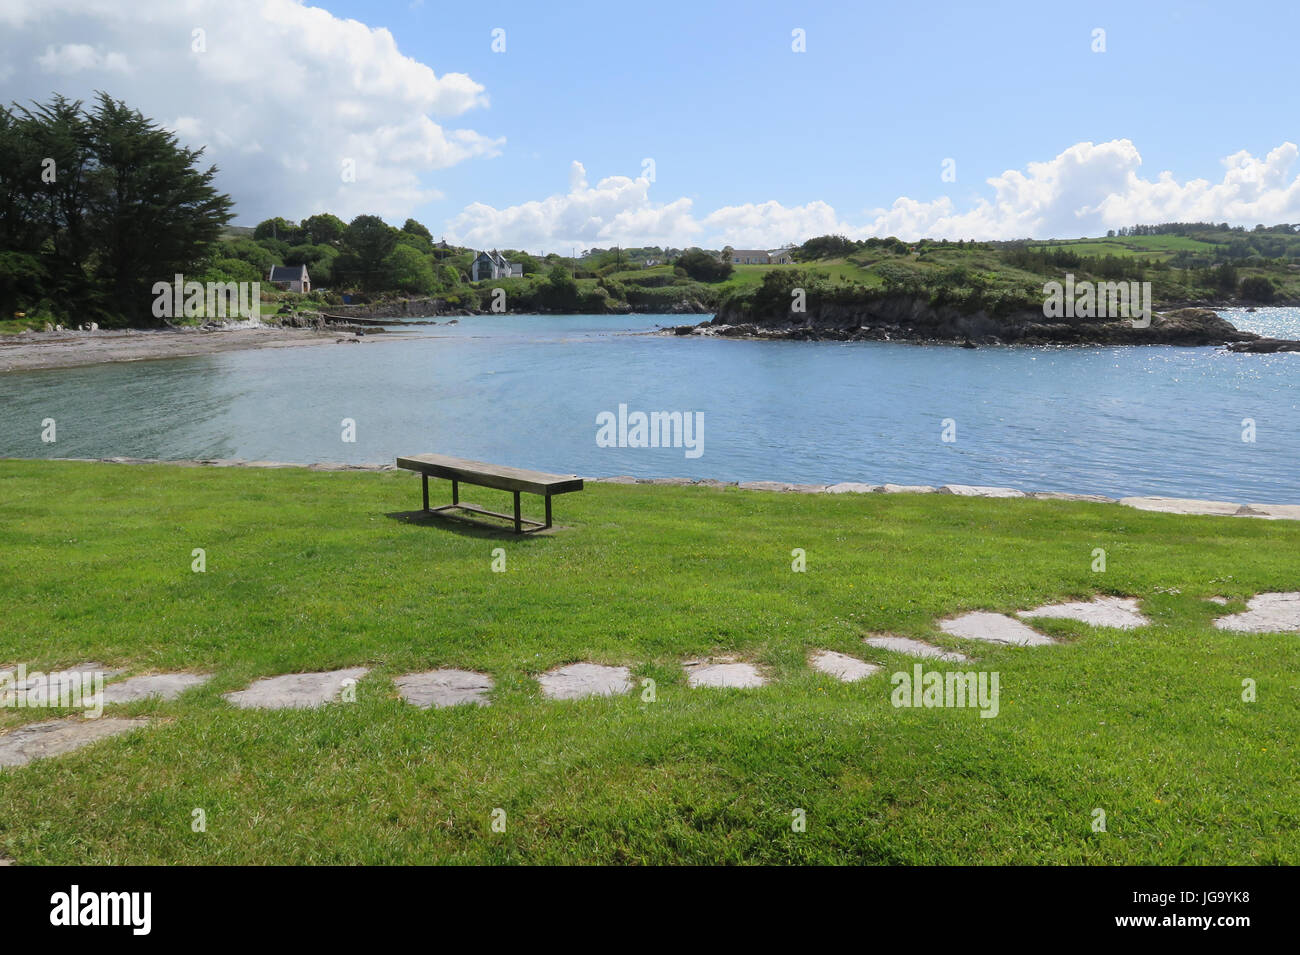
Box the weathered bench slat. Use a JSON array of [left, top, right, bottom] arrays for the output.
[[396, 454, 583, 496], [396, 454, 583, 533]]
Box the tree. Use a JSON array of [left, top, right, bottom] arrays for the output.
[[209, 257, 261, 284], [0, 92, 233, 325], [384, 244, 436, 293], [676, 247, 733, 282], [223, 238, 275, 272], [340, 215, 397, 291], [82, 93, 233, 324], [300, 213, 346, 246], [401, 218, 432, 243], [1239, 276, 1275, 302], [542, 263, 579, 309], [253, 217, 297, 243]]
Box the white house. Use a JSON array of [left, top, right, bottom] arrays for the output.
[[727, 248, 796, 265], [471, 250, 524, 282], [268, 264, 310, 293]]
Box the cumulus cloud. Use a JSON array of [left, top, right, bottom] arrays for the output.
[[448, 141, 1300, 250], [37, 43, 130, 74], [1, 0, 500, 221], [446, 161, 699, 250]]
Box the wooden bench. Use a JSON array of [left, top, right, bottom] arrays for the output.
[[396, 454, 584, 533]]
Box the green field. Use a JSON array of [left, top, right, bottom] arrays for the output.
[[1, 460, 1297, 864]]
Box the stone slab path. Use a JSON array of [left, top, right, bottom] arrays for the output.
[[223, 667, 369, 710], [537, 663, 632, 700], [102, 673, 211, 704], [395, 670, 493, 708], [1213, 592, 1300, 632], [940, 612, 1054, 646], [0, 717, 148, 769], [863, 634, 971, 662], [0, 662, 124, 687], [1018, 596, 1149, 630], [810, 650, 879, 682], [683, 659, 766, 689]]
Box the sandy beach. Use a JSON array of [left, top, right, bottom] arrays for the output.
[[0, 326, 399, 372]]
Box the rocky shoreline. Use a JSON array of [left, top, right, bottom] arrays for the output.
[[0, 324, 410, 372], [11, 457, 1299, 520], [318, 296, 711, 320], [668, 296, 1293, 347]]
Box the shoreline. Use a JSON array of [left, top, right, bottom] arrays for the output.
[[4, 303, 1288, 372], [0, 326, 422, 373], [6, 456, 1298, 520]]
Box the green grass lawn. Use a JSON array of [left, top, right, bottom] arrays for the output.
[[0, 460, 1297, 864]]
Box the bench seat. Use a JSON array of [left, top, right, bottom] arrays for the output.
[[396, 454, 583, 532]]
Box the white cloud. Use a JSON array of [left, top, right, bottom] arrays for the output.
[[446, 162, 699, 250], [448, 141, 1300, 251], [2, 0, 500, 222], [37, 43, 130, 74]]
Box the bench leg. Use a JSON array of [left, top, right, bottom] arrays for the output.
[[513, 491, 522, 533], [422, 473, 429, 511], [452, 479, 459, 505], [545, 495, 552, 529]]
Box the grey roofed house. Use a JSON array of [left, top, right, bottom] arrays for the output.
[[268, 264, 310, 293], [729, 249, 771, 264], [471, 249, 524, 282]]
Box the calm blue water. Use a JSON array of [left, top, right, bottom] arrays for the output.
[[2, 309, 1298, 501]]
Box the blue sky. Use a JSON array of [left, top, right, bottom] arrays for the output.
[[326, 0, 1300, 243], [4, 0, 1299, 249]]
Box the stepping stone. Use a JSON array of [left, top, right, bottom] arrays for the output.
[[101, 673, 212, 704], [939, 484, 1025, 498], [878, 484, 936, 494], [223, 667, 369, 710], [810, 650, 879, 682], [683, 659, 767, 689], [0, 858, 11, 866], [0, 718, 149, 769], [1206, 596, 1230, 606], [1213, 592, 1300, 633], [0, 662, 124, 689], [395, 669, 493, 708], [939, 612, 1053, 646], [537, 663, 632, 700], [863, 634, 970, 662], [1018, 596, 1149, 630], [1119, 496, 1240, 517], [826, 482, 881, 493]]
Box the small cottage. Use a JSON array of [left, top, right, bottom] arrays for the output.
[[269, 264, 310, 293]]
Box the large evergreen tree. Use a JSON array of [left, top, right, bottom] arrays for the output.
[[0, 92, 233, 325]]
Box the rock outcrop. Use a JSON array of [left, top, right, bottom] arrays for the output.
[[683, 297, 1259, 346]]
